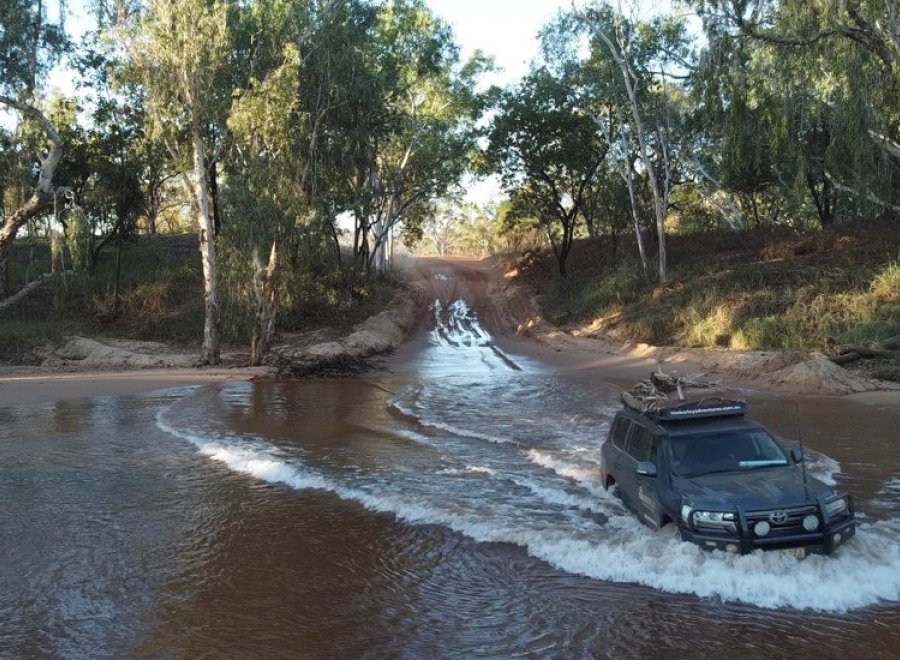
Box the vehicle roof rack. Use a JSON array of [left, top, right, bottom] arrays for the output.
[[622, 370, 746, 420]]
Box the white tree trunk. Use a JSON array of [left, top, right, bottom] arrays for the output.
[[250, 240, 279, 366], [372, 193, 398, 277], [590, 27, 668, 281], [616, 114, 650, 277], [0, 96, 65, 298], [386, 224, 394, 271]]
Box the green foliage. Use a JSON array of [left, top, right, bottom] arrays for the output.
[[690, 0, 900, 228], [488, 64, 610, 274], [2, 235, 204, 345], [64, 207, 92, 275], [0, 0, 68, 95]]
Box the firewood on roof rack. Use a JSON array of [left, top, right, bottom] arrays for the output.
[[622, 370, 743, 416]]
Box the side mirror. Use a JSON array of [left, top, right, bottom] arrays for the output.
[[791, 448, 805, 464], [637, 461, 658, 477]]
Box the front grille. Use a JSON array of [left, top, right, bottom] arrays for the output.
[[745, 505, 819, 536]]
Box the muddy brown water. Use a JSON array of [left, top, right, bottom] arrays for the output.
[[2, 266, 899, 658]]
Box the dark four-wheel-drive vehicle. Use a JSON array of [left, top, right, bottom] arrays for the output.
[[600, 390, 856, 555]]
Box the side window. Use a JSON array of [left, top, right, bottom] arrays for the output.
[[611, 417, 633, 452], [627, 427, 653, 463]]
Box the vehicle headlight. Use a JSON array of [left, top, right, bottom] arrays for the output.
[[825, 496, 849, 519], [802, 514, 820, 531], [692, 510, 737, 533]]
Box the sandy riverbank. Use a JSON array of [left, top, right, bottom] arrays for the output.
[[0, 368, 269, 407], [2, 256, 898, 408]]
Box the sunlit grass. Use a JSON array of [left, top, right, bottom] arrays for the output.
[[871, 261, 900, 302], [528, 223, 900, 356]]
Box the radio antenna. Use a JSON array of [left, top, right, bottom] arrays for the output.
[[794, 402, 810, 499]]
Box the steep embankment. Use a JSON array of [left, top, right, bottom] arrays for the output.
[[502, 224, 900, 394]]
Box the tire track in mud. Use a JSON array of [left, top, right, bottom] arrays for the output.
[[429, 294, 522, 372]]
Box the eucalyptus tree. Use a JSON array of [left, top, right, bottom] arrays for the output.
[[0, 0, 69, 298], [573, 2, 695, 281], [489, 66, 610, 277], [366, 1, 486, 275], [224, 0, 383, 362], [129, 0, 231, 364], [225, 2, 311, 365], [307, 0, 485, 275], [691, 0, 900, 224]]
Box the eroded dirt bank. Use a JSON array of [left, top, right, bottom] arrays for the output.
[[2, 255, 897, 404]]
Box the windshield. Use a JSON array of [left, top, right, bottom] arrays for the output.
[[668, 428, 788, 478]]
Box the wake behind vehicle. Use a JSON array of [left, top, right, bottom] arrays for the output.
[[600, 376, 856, 555]]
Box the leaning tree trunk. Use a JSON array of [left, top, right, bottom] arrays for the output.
[[250, 241, 280, 367], [588, 27, 668, 281], [614, 108, 650, 277], [192, 122, 221, 365], [0, 96, 64, 299]]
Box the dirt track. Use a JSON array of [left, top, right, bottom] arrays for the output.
[[401, 256, 900, 401]]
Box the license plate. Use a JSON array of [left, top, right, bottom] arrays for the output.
[[793, 547, 808, 559]]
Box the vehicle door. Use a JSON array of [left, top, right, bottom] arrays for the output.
[[605, 417, 634, 501], [635, 434, 665, 528], [620, 425, 661, 526], [612, 418, 640, 510]]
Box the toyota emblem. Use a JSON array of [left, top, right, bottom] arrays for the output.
[[769, 510, 788, 525]]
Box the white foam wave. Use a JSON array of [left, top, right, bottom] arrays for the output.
[[525, 449, 609, 499], [806, 451, 841, 486], [509, 476, 609, 514], [158, 406, 900, 613], [872, 477, 900, 510], [156, 410, 333, 492], [881, 476, 900, 494], [390, 401, 517, 445], [438, 465, 497, 477], [512, 519, 900, 612]]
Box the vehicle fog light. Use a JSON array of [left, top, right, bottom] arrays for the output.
[[834, 533, 842, 544], [802, 514, 820, 532], [754, 520, 770, 537], [726, 544, 739, 553]]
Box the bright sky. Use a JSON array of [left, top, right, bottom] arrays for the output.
[[426, 0, 570, 86]]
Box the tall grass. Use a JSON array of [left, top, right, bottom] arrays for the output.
[[4, 235, 399, 359], [525, 222, 900, 354], [0, 319, 71, 363]]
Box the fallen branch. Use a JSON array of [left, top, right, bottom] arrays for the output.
[[829, 333, 900, 365], [837, 345, 897, 358], [830, 352, 863, 366], [0, 271, 69, 313]]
